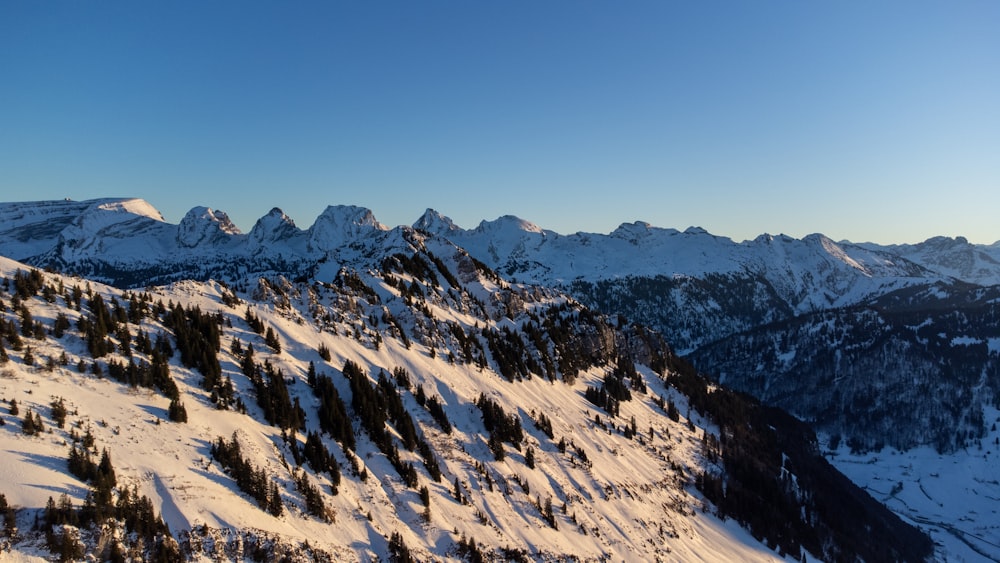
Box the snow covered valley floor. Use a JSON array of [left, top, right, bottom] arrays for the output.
[[827, 411, 1000, 563]]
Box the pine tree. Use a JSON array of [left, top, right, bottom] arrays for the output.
[[667, 399, 680, 422], [53, 312, 70, 338], [19, 304, 33, 338], [168, 399, 188, 423], [543, 496, 557, 529], [388, 530, 414, 563], [50, 397, 67, 429], [317, 342, 331, 361], [265, 326, 281, 353], [488, 432, 505, 461], [268, 481, 283, 517], [98, 448, 117, 488], [22, 408, 37, 435]]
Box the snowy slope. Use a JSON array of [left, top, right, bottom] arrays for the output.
[[0, 255, 816, 562]]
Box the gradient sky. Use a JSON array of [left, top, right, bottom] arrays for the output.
[[2, 1, 998, 244]]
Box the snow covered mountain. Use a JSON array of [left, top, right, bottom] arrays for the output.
[[2, 197, 998, 561], [0, 199, 411, 288], [866, 236, 1000, 287], [4, 199, 996, 309], [0, 226, 932, 560], [6, 198, 996, 354], [414, 209, 1000, 353]]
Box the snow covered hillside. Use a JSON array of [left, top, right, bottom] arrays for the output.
[[0, 253, 929, 562]]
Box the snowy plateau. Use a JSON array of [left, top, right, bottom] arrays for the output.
[[0, 197, 996, 562]]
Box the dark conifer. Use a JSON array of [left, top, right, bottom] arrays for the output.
[[317, 342, 331, 361], [21, 408, 37, 435], [168, 399, 188, 423], [264, 326, 281, 353], [50, 397, 67, 429], [98, 449, 117, 488]]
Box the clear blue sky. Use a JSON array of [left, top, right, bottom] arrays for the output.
[[2, 1, 998, 244]]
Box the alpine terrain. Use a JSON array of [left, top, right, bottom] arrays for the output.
[[0, 197, 988, 561]]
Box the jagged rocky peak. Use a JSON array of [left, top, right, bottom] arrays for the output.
[[248, 207, 300, 245], [177, 206, 241, 247], [413, 208, 461, 234], [307, 205, 387, 252], [312, 204, 383, 232]]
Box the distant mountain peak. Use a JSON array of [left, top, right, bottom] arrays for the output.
[[266, 206, 291, 221], [249, 207, 300, 246], [413, 208, 461, 234], [177, 206, 241, 247], [306, 205, 388, 254], [475, 214, 545, 235], [313, 204, 383, 229]]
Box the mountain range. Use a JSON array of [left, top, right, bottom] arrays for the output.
[[5, 198, 1000, 291], [4, 198, 999, 447], [0, 197, 998, 561]]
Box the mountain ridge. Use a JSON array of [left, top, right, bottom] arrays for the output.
[[0, 249, 931, 561], [2, 197, 996, 560]]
